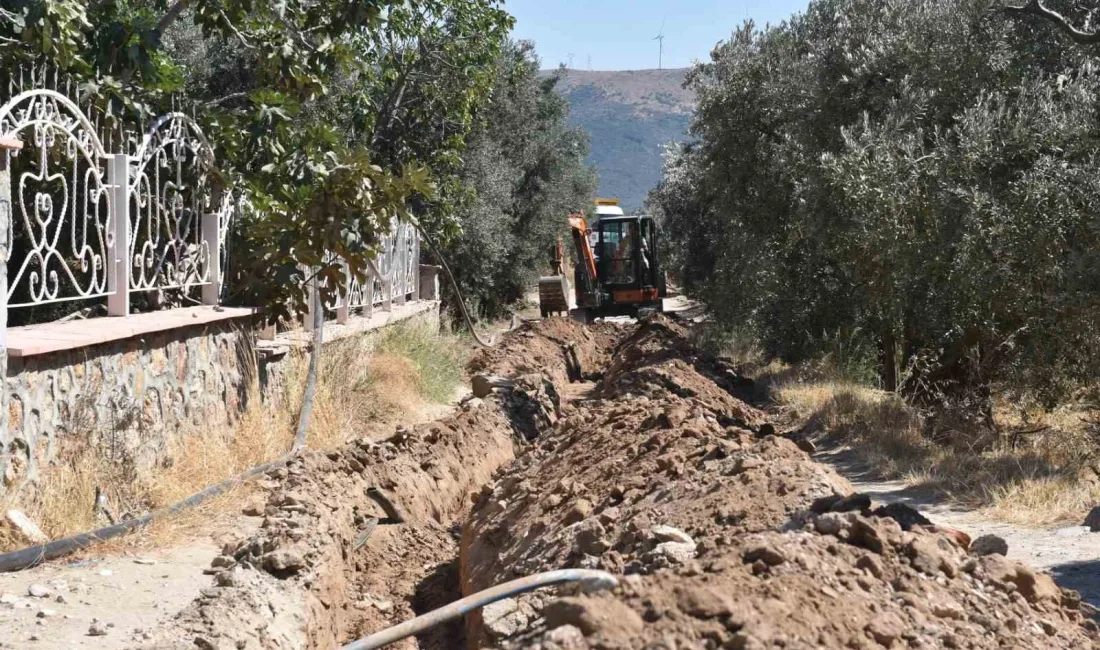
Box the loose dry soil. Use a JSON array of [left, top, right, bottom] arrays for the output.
[[3, 315, 1098, 650], [817, 446, 1100, 615], [460, 318, 1100, 650]]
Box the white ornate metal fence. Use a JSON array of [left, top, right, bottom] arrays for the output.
[[0, 68, 422, 338], [0, 81, 113, 309], [129, 112, 231, 305], [0, 70, 228, 323], [308, 218, 421, 329]]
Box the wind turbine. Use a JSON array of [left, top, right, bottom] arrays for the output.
[[653, 18, 666, 70]]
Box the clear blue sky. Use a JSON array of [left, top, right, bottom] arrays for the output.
[[505, 0, 810, 71]]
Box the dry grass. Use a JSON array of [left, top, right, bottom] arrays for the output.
[[773, 377, 1100, 526], [0, 323, 467, 553]]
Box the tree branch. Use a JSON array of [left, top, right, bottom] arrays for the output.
[[370, 52, 415, 149], [203, 91, 250, 108], [155, 0, 191, 37], [217, 8, 256, 50], [1004, 0, 1100, 45]]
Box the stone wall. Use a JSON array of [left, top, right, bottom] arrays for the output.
[[1, 299, 442, 497], [2, 321, 252, 494]]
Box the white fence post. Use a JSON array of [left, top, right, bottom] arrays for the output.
[[0, 138, 21, 459], [337, 260, 350, 324], [382, 227, 393, 313], [412, 224, 420, 302], [304, 267, 317, 332], [201, 192, 221, 306], [400, 222, 409, 305], [107, 154, 130, 317], [365, 262, 375, 319]]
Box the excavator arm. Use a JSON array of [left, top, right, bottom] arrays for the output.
[[539, 211, 600, 318], [568, 212, 598, 300]]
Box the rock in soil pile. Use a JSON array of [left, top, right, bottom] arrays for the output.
[[460, 317, 1100, 650], [141, 318, 616, 650]]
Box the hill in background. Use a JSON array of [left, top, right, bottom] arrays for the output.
[[544, 68, 695, 211]]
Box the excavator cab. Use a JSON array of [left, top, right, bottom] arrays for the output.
[[594, 215, 664, 316]]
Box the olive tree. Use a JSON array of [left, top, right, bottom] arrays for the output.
[[650, 0, 1100, 412]]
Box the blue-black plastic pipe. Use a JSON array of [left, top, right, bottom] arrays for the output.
[[341, 569, 619, 650], [0, 454, 292, 573]]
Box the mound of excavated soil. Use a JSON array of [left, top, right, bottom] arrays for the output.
[[138, 315, 1098, 650], [460, 317, 1100, 650], [469, 319, 621, 391], [144, 401, 518, 650], [141, 320, 603, 650]]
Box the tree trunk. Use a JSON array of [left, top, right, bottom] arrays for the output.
[[293, 278, 323, 451], [880, 328, 898, 392]]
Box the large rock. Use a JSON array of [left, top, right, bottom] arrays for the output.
[[676, 586, 735, 619], [811, 493, 871, 514], [472, 374, 513, 398], [573, 519, 610, 556], [262, 550, 305, 574], [870, 503, 931, 530], [978, 554, 1061, 604], [654, 541, 697, 564], [969, 534, 1008, 557], [744, 542, 787, 567], [541, 624, 587, 649], [482, 597, 528, 639], [543, 597, 644, 637], [906, 536, 957, 577], [651, 525, 694, 545], [865, 612, 904, 646]]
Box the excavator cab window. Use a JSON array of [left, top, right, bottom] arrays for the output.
[[599, 220, 638, 286]]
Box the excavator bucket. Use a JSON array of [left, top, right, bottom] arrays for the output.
[[538, 275, 570, 318]]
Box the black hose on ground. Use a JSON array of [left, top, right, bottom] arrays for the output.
[[0, 454, 293, 573], [407, 216, 507, 348]]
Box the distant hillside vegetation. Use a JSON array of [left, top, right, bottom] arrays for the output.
[[542, 68, 695, 211]]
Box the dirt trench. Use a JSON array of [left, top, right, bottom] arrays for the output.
[[142, 317, 1100, 650], [138, 318, 612, 650]]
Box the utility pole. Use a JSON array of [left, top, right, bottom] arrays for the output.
[[567, 53, 575, 69]]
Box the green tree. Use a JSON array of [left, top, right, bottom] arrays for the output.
[[650, 0, 1100, 412], [0, 0, 514, 319], [444, 41, 597, 319]]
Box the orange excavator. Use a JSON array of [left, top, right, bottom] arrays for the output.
[[538, 199, 666, 320]]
